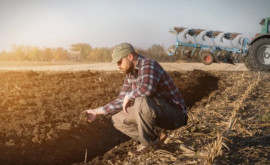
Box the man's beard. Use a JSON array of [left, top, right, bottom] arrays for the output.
[[121, 63, 134, 74]]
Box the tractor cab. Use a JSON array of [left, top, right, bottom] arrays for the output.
[[259, 17, 270, 34]]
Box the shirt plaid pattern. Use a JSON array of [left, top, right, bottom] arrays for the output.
[[103, 55, 187, 114]]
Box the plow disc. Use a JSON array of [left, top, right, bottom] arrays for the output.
[[168, 27, 249, 65]]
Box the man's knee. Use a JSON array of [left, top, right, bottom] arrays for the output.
[[134, 96, 156, 117], [134, 96, 153, 109]]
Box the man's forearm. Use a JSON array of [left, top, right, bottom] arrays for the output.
[[94, 107, 107, 115]]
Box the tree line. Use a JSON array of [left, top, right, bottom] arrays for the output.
[[0, 43, 183, 62]]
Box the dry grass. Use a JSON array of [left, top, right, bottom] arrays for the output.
[[205, 72, 260, 164]]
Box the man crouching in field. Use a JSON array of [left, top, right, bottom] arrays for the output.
[[83, 43, 188, 151]]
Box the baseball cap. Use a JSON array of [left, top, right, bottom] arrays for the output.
[[111, 43, 135, 64]]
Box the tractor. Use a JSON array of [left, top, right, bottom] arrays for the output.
[[245, 17, 270, 71]]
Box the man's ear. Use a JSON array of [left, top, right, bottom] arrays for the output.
[[127, 54, 134, 61]]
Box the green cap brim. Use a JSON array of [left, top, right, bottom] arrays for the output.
[[110, 55, 123, 65]]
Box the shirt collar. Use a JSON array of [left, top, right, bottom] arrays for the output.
[[134, 54, 143, 70], [129, 54, 143, 76]]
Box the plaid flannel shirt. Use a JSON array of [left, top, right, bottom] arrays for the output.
[[102, 55, 187, 114]]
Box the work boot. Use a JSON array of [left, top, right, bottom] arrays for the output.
[[136, 132, 168, 152], [159, 132, 168, 143]]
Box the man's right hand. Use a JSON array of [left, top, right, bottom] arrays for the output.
[[86, 109, 97, 122], [85, 108, 106, 122]]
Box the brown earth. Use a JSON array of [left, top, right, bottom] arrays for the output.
[[0, 65, 269, 164]]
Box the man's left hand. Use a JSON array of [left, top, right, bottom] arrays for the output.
[[123, 96, 131, 114]]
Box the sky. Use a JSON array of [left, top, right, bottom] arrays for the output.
[[0, 0, 269, 51]]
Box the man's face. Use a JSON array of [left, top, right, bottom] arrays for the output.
[[117, 56, 134, 74]]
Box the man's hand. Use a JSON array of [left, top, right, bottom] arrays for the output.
[[85, 109, 97, 122], [84, 108, 106, 122], [123, 96, 131, 114]]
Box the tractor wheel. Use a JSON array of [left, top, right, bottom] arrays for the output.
[[245, 37, 270, 71], [200, 52, 214, 65], [244, 54, 257, 71]]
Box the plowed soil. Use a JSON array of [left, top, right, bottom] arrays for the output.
[[0, 65, 269, 164]]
